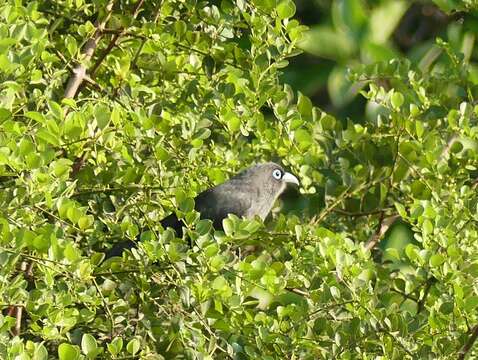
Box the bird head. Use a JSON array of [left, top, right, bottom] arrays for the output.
[[234, 162, 299, 219], [255, 162, 299, 194]]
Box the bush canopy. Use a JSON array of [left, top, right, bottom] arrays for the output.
[[2, 0, 478, 359]]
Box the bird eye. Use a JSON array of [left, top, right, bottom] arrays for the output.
[[272, 169, 282, 180]]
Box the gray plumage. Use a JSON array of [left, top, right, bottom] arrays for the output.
[[194, 162, 298, 226], [106, 162, 299, 258]]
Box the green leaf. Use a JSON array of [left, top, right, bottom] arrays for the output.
[[0, 108, 11, 122], [19, 138, 35, 156], [94, 105, 110, 129], [65, 35, 78, 57], [58, 344, 80, 360], [155, 144, 170, 161], [224, 110, 241, 133], [174, 20, 187, 38], [26, 153, 42, 168], [391, 92, 404, 109], [64, 242, 80, 262], [126, 338, 140, 355], [48, 100, 64, 120], [178, 198, 195, 213], [212, 275, 227, 290], [78, 215, 94, 230], [294, 128, 312, 150], [81, 334, 97, 357], [330, 286, 341, 299], [53, 158, 73, 177], [299, 26, 355, 60], [34, 344, 49, 360], [223, 217, 234, 236], [320, 114, 336, 130], [429, 254, 445, 267], [297, 92, 313, 118], [369, 1, 408, 44], [67, 206, 83, 224], [37, 128, 60, 146], [328, 66, 358, 107], [25, 111, 46, 124], [465, 296, 478, 311], [423, 219, 433, 236], [415, 120, 424, 138], [107, 338, 123, 356], [196, 219, 212, 235], [276, 0, 296, 19], [334, 0, 367, 35], [450, 140, 463, 153], [203, 55, 215, 78], [210, 254, 225, 271]]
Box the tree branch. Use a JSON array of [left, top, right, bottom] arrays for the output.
[[64, 1, 115, 98], [14, 306, 22, 336], [458, 324, 478, 360], [365, 214, 400, 251], [332, 207, 392, 217], [440, 134, 458, 161], [90, 0, 144, 77]]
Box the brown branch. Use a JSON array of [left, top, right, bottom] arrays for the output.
[[90, 0, 145, 77], [9, 260, 36, 336], [66, 1, 145, 178], [7, 305, 23, 335], [285, 287, 309, 297], [458, 324, 478, 360], [332, 207, 392, 217], [14, 306, 22, 336], [365, 215, 400, 251], [70, 153, 86, 178], [88, 33, 120, 77], [440, 134, 458, 161], [64, 1, 115, 98], [1, 304, 24, 308]]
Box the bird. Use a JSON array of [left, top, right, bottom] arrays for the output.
[[105, 162, 299, 258]]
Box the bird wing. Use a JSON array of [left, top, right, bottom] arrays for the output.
[[194, 180, 254, 229], [160, 212, 183, 235]]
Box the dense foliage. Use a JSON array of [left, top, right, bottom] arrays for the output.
[[2, 0, 478, 359]]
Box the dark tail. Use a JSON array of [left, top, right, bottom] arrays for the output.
[[159, 213, 183, 237], [105, 239, 136, 259]]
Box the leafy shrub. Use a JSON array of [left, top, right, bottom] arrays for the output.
[[2, 0, 478, 359]]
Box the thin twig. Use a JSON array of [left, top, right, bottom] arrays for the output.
[[458, 324, 478, 360], [72, 184, 170, 197], [397, 153, 438, 202], [332, 207, 392, 217], [0, 247, 72, 277], [92, 278, 115, 339], [312, 177, 387, 225], [285, 287, 309, 297], [390, 287, 419, 303], [417, 277, 435, 314]]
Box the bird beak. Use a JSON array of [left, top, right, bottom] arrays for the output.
[[282, 172, 299, 186]]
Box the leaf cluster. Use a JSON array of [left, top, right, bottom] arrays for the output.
[[2, 0, 478, 359]]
